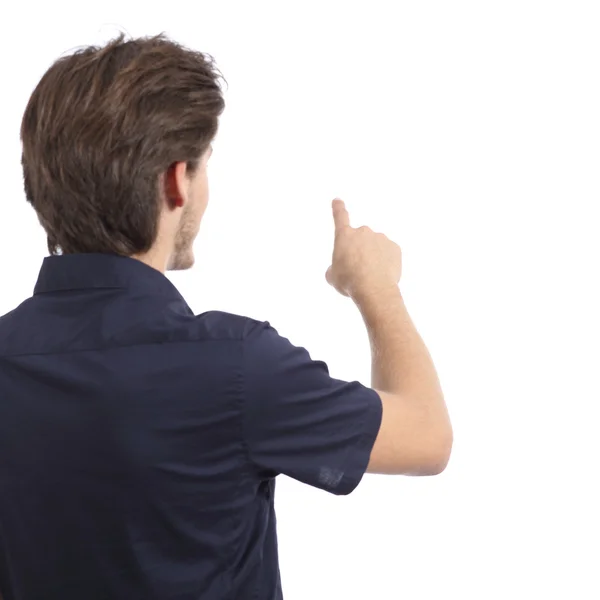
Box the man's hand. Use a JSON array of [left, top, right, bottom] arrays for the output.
[[325, 198, 403, 301]]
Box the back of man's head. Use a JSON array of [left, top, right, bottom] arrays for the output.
[[20, 33, 226, 257]]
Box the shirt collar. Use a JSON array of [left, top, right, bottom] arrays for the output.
[[34, 253, 192, 308]]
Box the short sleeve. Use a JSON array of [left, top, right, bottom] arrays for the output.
[[242, 320, 383, 495]]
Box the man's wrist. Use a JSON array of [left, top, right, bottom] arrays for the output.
[[350, 282, 402, 312]]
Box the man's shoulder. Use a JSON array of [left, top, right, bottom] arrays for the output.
[[191, 310, 271, 342]]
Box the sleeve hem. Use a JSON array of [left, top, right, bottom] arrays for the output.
[[335, 388, 383, 495]]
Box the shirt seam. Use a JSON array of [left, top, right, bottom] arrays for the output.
[[224, 339, 249, 600], [0, 337, 243, 360], [240, 335, 265, 600], [239, 334, 260, 480]]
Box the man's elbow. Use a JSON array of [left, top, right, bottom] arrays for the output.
[[423, 431, 454, 476]]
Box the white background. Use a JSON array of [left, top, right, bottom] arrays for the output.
[[1, 1, 599, 598]]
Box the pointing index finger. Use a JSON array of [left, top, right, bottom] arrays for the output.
[[332, 198, 350, 232]]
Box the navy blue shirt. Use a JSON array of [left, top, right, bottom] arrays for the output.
[[0, 253, 382, 600]]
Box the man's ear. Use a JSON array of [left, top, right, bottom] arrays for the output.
[[164, 162, 188, 208]]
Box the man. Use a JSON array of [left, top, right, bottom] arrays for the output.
[[0, 33, 452, 600]]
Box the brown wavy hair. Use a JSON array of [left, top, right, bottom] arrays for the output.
[[20, 33, 226, 256]]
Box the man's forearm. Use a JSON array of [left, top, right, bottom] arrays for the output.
[[353, 285, 451, 429]]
